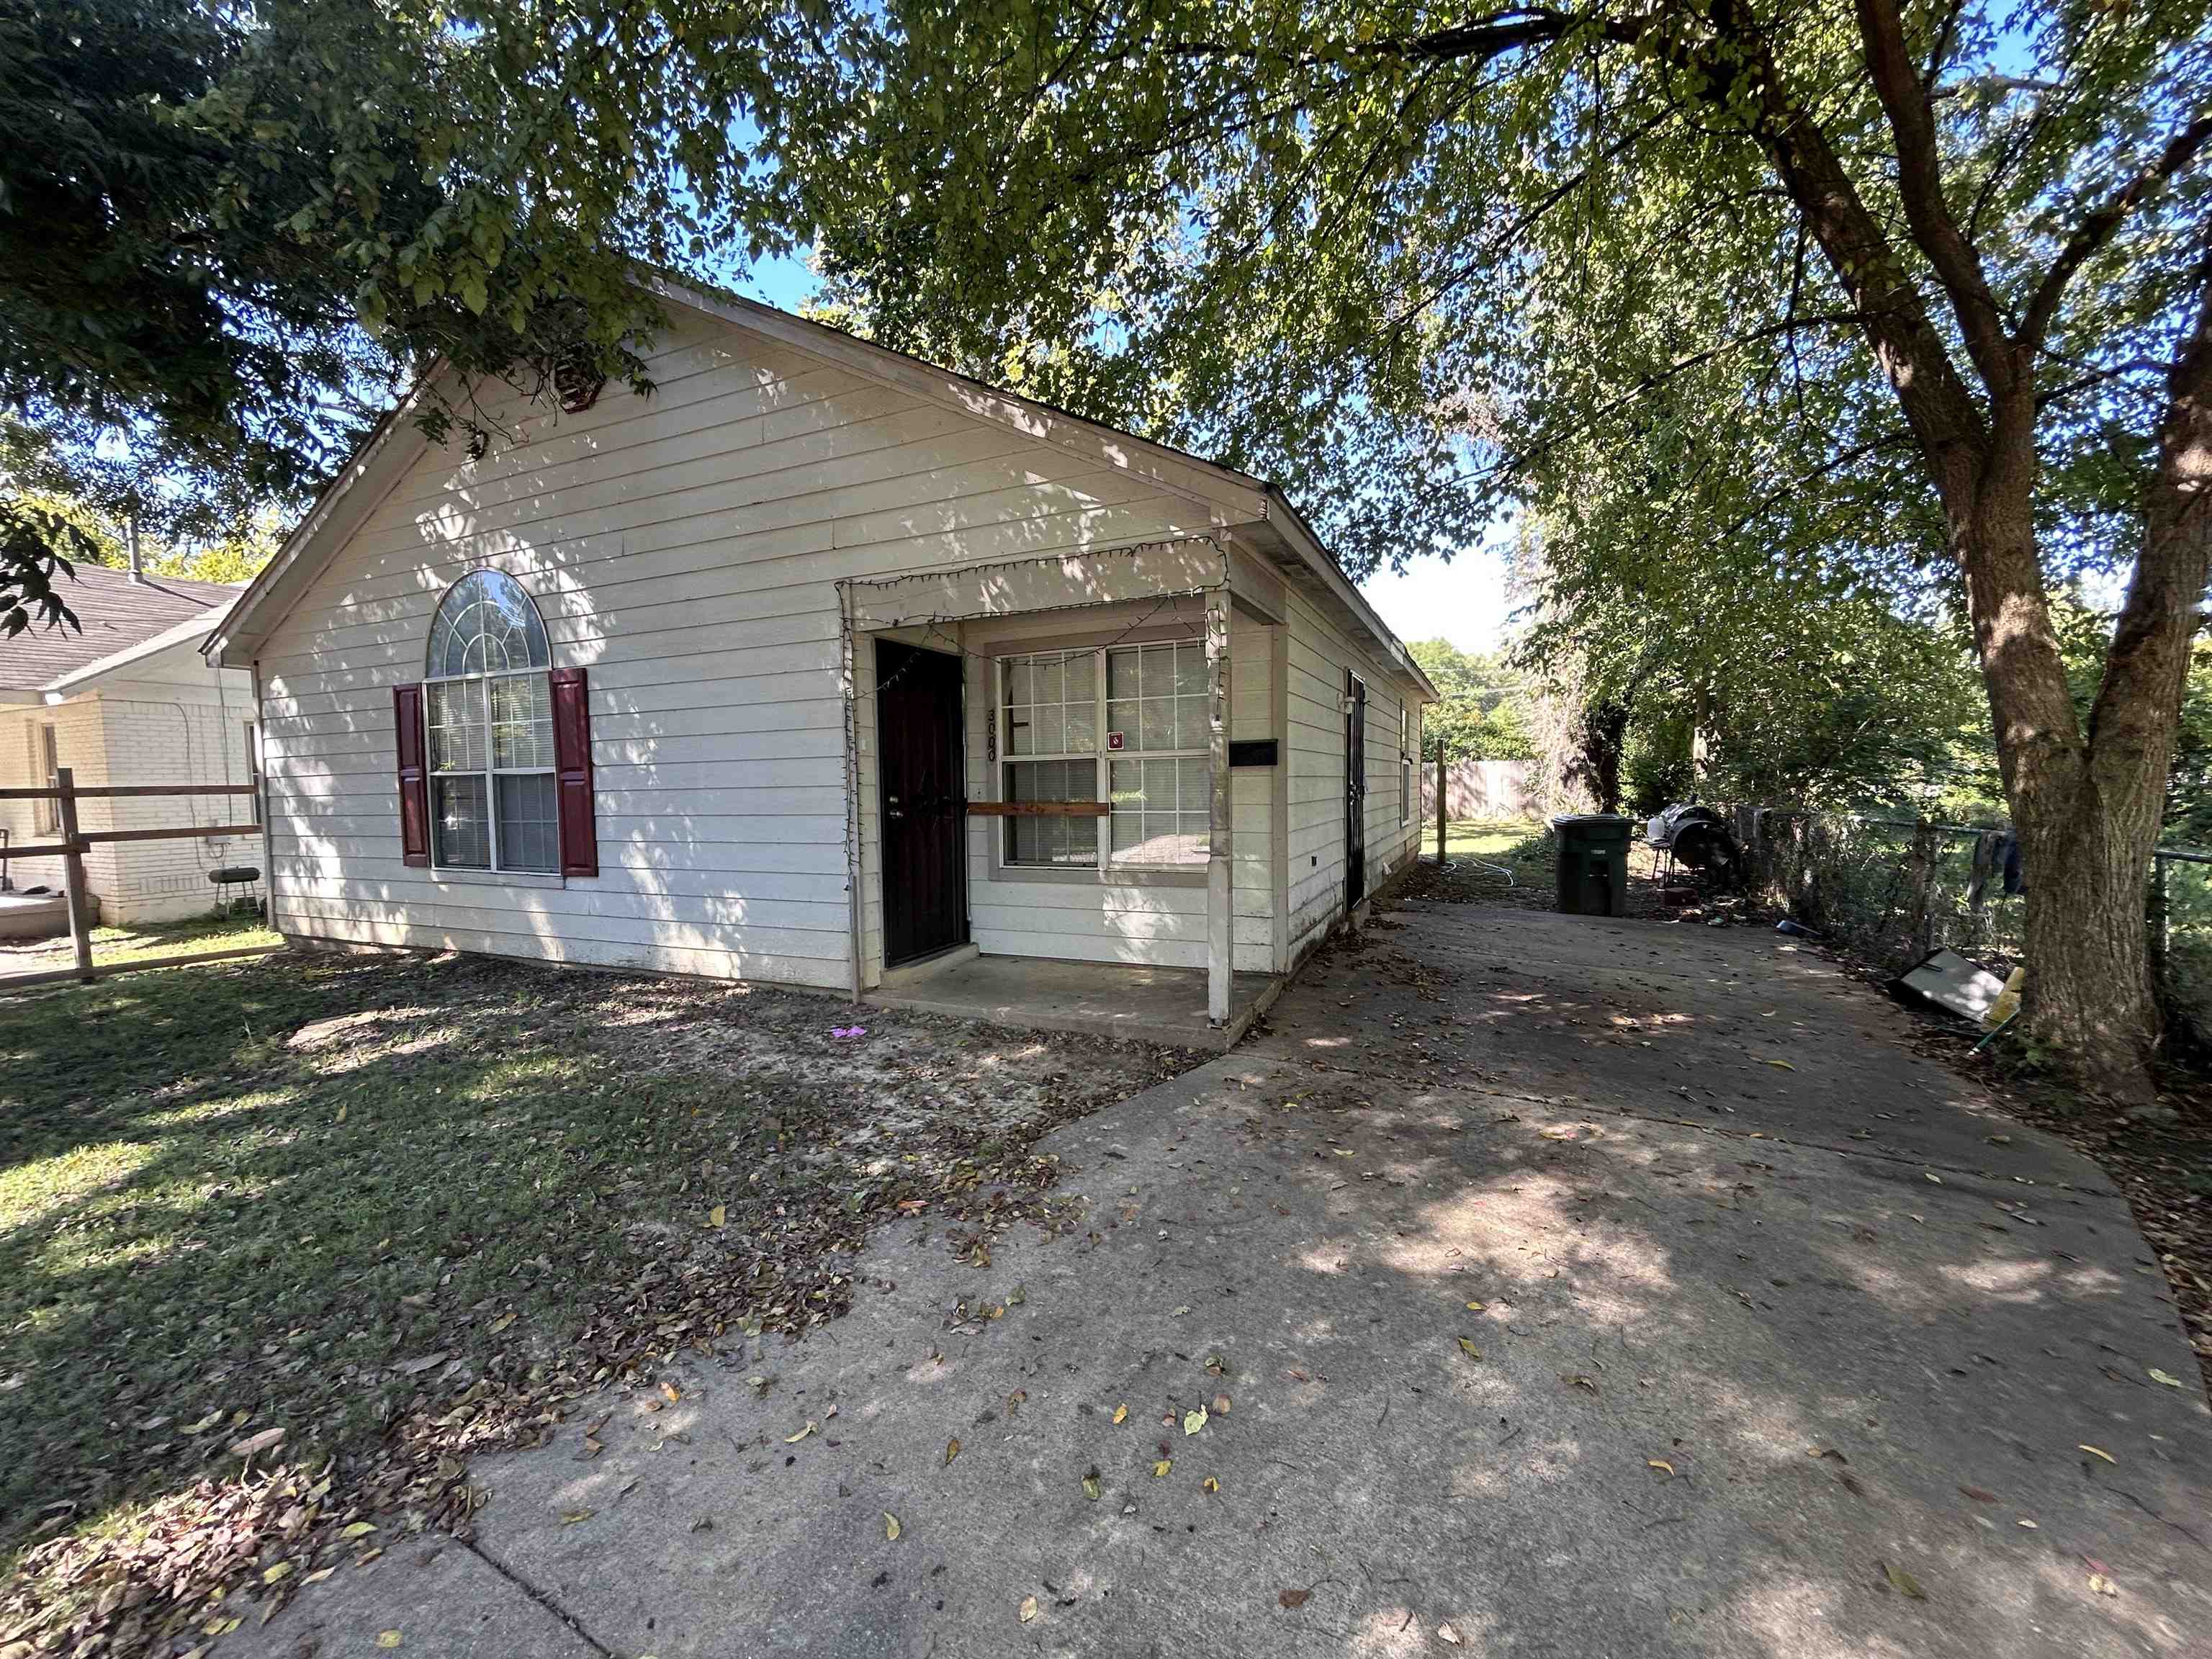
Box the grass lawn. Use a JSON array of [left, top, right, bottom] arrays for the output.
[[0, 911, 281, 975], [1416, 815, 1547, 863], [0, 948, 1195, 1654]]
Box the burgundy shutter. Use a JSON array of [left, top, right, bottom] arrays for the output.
[[393, 683, 431, 867], [550, 666, 598, 878]]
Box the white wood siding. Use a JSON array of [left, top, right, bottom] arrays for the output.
[[1282, 585, 1421, 964], [259, 307, 1240, 987]]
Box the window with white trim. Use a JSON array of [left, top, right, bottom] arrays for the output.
[[1401, 706, 1413, 825], [423, 570, 559, 873], [32, 724, 58, 835], [999, 639, 1213, 870]]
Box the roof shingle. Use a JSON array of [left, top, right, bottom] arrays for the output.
[[1, 565, 239, 693]]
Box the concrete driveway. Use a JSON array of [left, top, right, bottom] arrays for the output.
[[236, 902, 2211, 1659]]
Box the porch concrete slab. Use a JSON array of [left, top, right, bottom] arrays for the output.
[[242, 900, 2211, 1658], [863, 953, 1279, 1051]]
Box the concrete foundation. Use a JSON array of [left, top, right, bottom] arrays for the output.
[[864, 952, 1281, 1051]]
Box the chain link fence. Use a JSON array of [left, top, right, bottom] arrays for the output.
[[1735, 809, 2212, 1050]]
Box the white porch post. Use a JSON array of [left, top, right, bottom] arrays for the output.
[[1205, 587, 1232, 1025]]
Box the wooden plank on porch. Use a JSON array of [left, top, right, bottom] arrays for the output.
[[964, 801, 1110, 817]]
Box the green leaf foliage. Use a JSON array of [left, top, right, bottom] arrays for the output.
[[0, 0, 817, 578]]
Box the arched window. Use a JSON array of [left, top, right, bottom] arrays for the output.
[[421, 570, 558, 871]]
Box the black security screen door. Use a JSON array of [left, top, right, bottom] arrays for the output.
[[877, 640, 968, 966], [1345, 670, 1367, 902]]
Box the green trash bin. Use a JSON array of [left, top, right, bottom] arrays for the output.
[[1550, 814, 1632, 916]]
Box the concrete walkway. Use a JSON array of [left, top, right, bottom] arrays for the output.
[[236, 903, 2212, 1659]]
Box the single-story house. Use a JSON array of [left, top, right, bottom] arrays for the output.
[[204, 278, 1434, 1030], [1, 565, 260, 927]]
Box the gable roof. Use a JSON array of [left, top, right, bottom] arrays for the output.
[[1, 565, 239, 697], [206, 280, 1436, 698]]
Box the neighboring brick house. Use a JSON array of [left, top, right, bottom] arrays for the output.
[[0, 566, 260, 925]]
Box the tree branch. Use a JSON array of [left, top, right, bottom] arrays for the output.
[[1853, 0, 2015, 390], [2020, 112, 2212, 354]]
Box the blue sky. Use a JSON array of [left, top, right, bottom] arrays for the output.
[[721, 255, 1513, 654]]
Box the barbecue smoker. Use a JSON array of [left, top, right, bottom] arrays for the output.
[[1646, 804, 1745, 891]]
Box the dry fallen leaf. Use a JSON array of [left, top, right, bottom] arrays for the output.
[[228, 1427, 284, 1460], [1112, 1403, 1129, 1425], [1279, 1588, 1311, 1609], [2148, 1368, 2182, 1388], [1182, 1406, 1208, 1436], [2078, 1444, 2116, 1464], [1439, 1624, 1463, 1646], [1082, 1470, 1102, 1501], [488, 1312, 517, 1335], [376, 1635, 403, 1651], [559, 1509, 594, 1526], [661, 1382, 682, 1404], [1212, 1393, 1231, 1416], [708, 1204, 726, 1228], [1958, 1485, 1998, 1504], [884, 1511, 900, 1541], [1465, 1300, 1486, 1311], [1881, 1560, 1927, 1600], [784, 1421, 816, 1445], [1152, 1459, 1172, 1478], [2088, 1573, 2118, 1597], [1766, 1058, 1795, 1071], [339, 1521, 378, 1540], [1457, 1338, 1482, 1361], [1018, 1596, 1039, 1624], [945, 1437, 961, 1467], [1647, 1460, 1674, 1476], [1202, 1476, 1220, 1493]]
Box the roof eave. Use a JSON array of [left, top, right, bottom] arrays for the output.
[[49, 601, 238, 693], [1258, 487, 1440, 700], [204, 379, 436, 665]]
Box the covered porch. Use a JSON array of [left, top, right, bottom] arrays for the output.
[[862, 947, 1283, 1051], [842, 534, 1295, 1033]]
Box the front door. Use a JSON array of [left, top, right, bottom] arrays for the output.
[[1345, 670, 1367, 903], [877, 640, 968, 966]]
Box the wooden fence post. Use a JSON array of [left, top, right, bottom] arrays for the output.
[[1435, 752, 1447, 865], [55, 766, 94, 984], [1899, 817, 1940, 961]]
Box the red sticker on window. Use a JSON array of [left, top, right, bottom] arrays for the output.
[[1107, 732, 1125, 750]]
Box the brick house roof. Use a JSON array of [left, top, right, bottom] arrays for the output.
[[2, 565, 239, 693]]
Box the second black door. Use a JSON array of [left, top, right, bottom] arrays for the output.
[[1345, 670, 1367, 903], [878, 641, 968, 966]]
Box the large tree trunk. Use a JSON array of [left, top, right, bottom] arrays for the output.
[[1694, 0, 2210, 1101], [2002, 259, 2212, 1100], [1572, 697, 1630, 814], [2015, 809, 2162, 1091]]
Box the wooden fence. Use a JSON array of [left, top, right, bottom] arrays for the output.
[[0, 768, 278, 989], [1421, 758, 1539, 823]]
